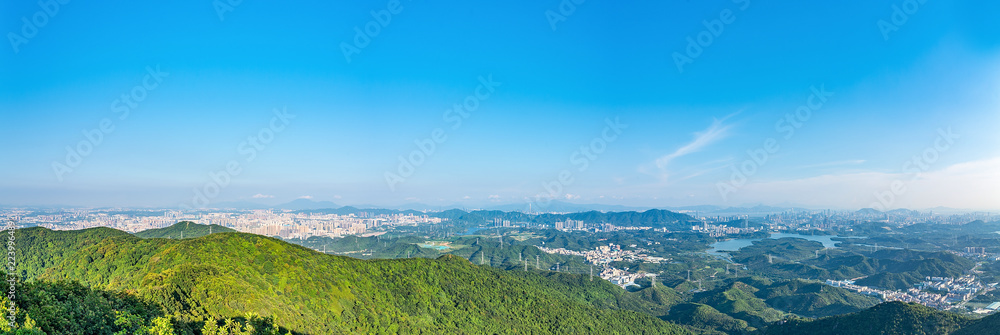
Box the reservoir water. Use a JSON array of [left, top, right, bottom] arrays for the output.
[[417, 243, 450, 251], [462, 227, 486, 235], [706, 233, 843, 258]]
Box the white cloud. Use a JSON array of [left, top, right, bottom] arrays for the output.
[[564, 194, 581, 200], [252, 193, 274, 199], [727, 157, 1000, 210], [642, 113, 737, 181], [298, 195, 313, 199]]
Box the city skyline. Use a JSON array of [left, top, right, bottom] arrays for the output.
[[2, 1, 999, 210]]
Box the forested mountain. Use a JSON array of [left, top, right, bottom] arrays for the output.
[[952, 312, 1000, 335], [731, 238, 973, 290], [133, 221, 235, 239], [754, 279, 880, 318], [9, 226, 1000, 335], [761, 302, 975, 335], [10, 227, 690, 334]]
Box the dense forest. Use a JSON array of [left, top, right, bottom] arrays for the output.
[[5, 223, 1000, 334], [760, 301, 999, 335], [729, 238, 973, 289], [7, 226, 690, 334]]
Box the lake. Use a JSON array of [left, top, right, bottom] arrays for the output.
[[462, 227, 486, 235], [706, 233, 843, 258], [418, 243, 450, 251]]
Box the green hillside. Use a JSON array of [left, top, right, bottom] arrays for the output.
[[731, 239, 973, 290], [691, 282, 785, 329], [952, 312, 1000, 335], [0, 280, 288, 335], [1, 280, 164, 335], [134, 221, 235, 239], [755, 279, 880, 318], [661, 303, 750, 335], [761, 301, 973, 335], [12, 227, 690, 334]]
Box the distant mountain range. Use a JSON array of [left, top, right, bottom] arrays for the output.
[[192, 201, 990, 216], [203, 198, 340, 210], [854, 208, 932, 216], [3, 199, 991, 215], [186, 199, 812, 215]]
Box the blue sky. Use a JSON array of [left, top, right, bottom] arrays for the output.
[[1, 0, 998, 210]]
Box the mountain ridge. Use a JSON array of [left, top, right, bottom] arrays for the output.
[[13, 226, 690, 334]]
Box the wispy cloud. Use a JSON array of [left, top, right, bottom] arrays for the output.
[[297, 195, 313, 199], [642, 113, 738, 181], [252, 193, 274, 199]]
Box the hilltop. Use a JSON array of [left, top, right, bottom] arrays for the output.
[[134, 221, 235, 239]]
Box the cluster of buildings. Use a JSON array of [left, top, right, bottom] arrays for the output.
[[20, 209, 180, 232], [691, 221, 762, 237], [554, 219, 586, 231], [550, 219, 660, 233], [538, 243, 668, 288], [588, 243, 669, 264], [12, 208, 444, 239], [955, 249, 1000, 262], [599, 224, 656, 232], [827, 275, 993, 310], [538, 243, 668, 265], [917, 275, 986, 297], [599, 267, 656, 288], [193, 210, 443, 239], [979, 302, 1000, 314], [826, 279, 953, 309], [491, 218, 513, 227], [757, 210, 999, 231]]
